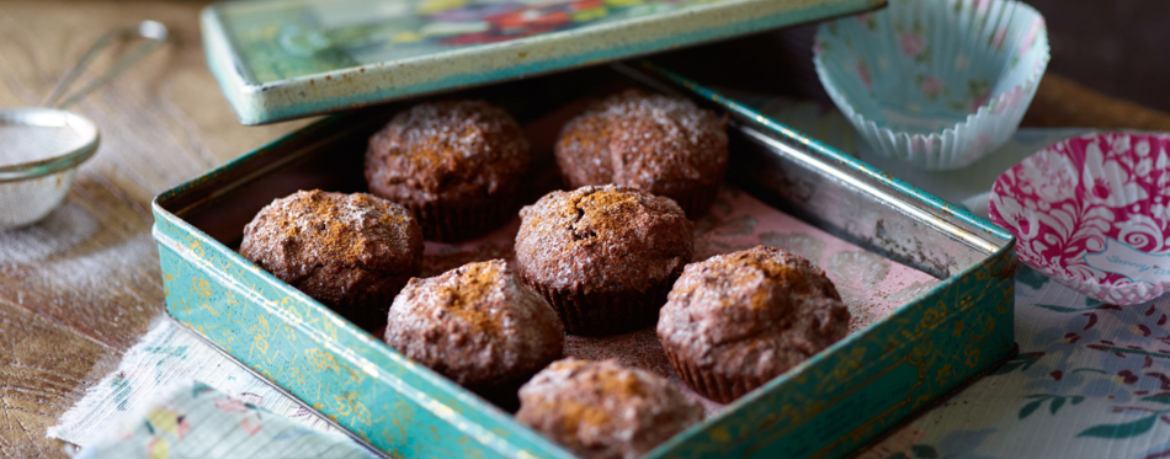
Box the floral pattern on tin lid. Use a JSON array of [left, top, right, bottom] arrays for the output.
[[238, 0, 717, 83], [990, 133, 1170, 305]]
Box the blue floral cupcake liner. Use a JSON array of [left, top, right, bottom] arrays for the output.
[[814, 0, 1050, 170]]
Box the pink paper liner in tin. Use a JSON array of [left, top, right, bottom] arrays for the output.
[[990, 132, 1170, 304]]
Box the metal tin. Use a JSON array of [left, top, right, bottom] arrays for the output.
[[151, 63, 1016, 458], [201, 0, 886, 124]]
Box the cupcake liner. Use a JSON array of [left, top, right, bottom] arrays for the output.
[[663, 347, 765, 404], [408, 194, 519, 242], [670, 179, 722, 220], [814, 0, 1050, 170], [321, 300, 388, 332], [519, 272, 675, 336], [467, 375, 531, 414], [301, 270, 412, 331], [346, 273, 413, 329], [465, 339, 561, 413], [989, 133, 1170, 305]]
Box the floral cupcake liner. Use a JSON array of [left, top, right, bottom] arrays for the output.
[[814, 0, 1050, 170], [990, 133, 1170, 305]]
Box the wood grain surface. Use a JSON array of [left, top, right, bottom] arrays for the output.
[[0, 1, 1169, 458], [0, 1, 310, 457]]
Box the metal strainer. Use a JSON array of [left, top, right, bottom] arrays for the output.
[[0, 20, 168, 229]]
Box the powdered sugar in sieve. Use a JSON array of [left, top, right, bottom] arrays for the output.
[[0, 20, 166, 229], [0, 109, 99, 229]]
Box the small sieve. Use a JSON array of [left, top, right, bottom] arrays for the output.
[[0, 20, 168, 229]]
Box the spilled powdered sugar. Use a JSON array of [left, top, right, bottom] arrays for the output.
[[0, 201, 154, 281], [0, 123, 90, 167], [0, 200, 99, 263], [0, 200, 158, 323]]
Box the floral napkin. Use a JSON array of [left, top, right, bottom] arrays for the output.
[[74, 382, 378, 459], [47, 316, 365, 458]]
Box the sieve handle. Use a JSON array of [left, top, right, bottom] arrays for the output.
[[42, 20, 169, 110]]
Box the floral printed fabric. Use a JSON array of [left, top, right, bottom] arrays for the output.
[[47, 317, 359, 458], [73, 382, 378, 459], [862, 267, 1170, 459]]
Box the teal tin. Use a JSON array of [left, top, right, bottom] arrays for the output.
[[152, 63, 1017, 459], [201, 0, 887, 124]]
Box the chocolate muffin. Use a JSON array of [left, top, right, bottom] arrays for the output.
[[657, 246, 850, 403], [365, 100, 531, 241], [516, 358, 703, 459], [515, 185, 693, 336], [240, 190, 423, 329], [555, 89, 728, 219], [384, 260, 564, 404]]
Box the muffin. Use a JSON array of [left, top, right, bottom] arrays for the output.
[[657, 246, 850, 403], [240, 190, 423, 329], [365, 100, 531, 241], [516, 358, 703, 459], [555, 89, 729, 219], [384, 260, 564, 405], [515, 185, 693, 336]]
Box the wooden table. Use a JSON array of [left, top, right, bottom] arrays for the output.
[[3, 1, 1170, 457]]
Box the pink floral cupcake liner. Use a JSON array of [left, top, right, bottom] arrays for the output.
[[990, 133, 1170, 304]]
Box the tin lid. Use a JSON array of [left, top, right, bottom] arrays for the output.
[[202, 0, 885, 125]]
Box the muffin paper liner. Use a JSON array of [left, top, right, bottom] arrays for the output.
[[814, 0, 1049, 170], [519, 272, 677, 337], [299, 271, 412, 331], [670, 179, 723, 220], [408, 194, 519, 242], [347, 273, 413, 330], [663, 347, 767, 404], [467, 375, 530, 413], [990, 133, 1170, 305]]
